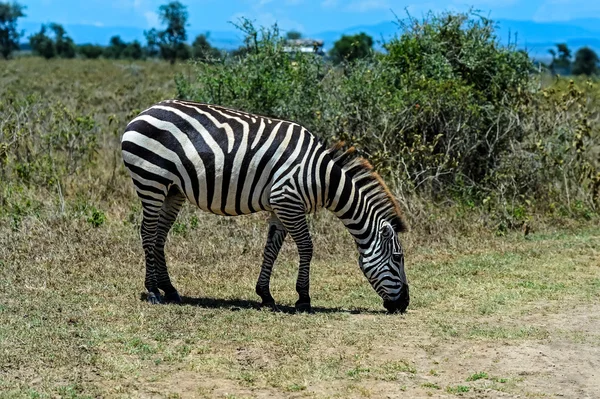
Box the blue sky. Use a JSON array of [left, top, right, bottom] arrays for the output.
[[20, 0, 600, 34]]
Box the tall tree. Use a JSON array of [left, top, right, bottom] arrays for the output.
[[572, 47, 599, 76], [49, 23, 75, 58], [192, 33, 220, 62], [104, 35, 127, 59], [145, 1, 188, 64], [29, 25, 55, 59], [329, 32, 373, 64], [549, 43, 572, 73], [0, 1, 25, 59]]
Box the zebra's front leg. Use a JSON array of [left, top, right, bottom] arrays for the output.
[[256, 213, 287, 311], [273, 211, 314, 313]]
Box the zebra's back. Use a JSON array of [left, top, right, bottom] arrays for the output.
[[121, 100, 326, 216]]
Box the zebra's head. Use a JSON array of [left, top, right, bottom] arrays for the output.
[[359, 220, 409, 313]]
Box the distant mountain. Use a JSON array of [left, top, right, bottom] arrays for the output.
[[20, 18, 600, 60], [493, 19, 600, 60]]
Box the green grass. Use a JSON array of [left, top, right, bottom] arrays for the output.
[[447, 385, 470, 394], [1, 214, 599, 397], [466, 372, 488, 381], [1, 58, 600, 398]]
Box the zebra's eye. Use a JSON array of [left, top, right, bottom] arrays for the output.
[[392, 253, 403, 263]]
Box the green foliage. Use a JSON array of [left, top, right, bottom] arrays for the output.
[[286, 30, 302, 40], [549, 43, 572, 74], [87, 206, 106, 227], [0, 93, 99, 190], [572, 47, 599, 76], [103, 36, 145, 60], [176, 12, 599, 224], [78, 43, 103, 59], [29, 23, 75, 59], [447, 385, 470, 394], [191, 33, 220, 62], [329, 32, 373, 64], [0, 1, 25, 59], [122, 40, 144, 60], [50, 23, 75, 58], [466, 371, 488, 381], [29, 25, 55, 59], [177, 18, 324, 125], [145, 1, 189, 64], [104, 35, 126, 59]]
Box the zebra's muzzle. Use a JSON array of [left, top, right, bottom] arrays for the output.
[[383, 284, 410, 314]]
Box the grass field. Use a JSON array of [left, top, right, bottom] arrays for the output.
[[1, 211, 599, 398], [1, 59, 600, 398]]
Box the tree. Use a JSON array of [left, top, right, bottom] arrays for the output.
[[329, 32, 373, 64], [49, 23, 75, 58], [192, 33, 220, 62], [29, 23, 75, 59], [0, 1, 25, 59], [122, 40, 144, 60], [144, 28, 160, 57], [145, 1, 188, 64], [104, 35, 127, 59], [286, 30, 302, 40], [78, 43, 103, 59], [549, 43, 572, 73], [29, 25, 55, 59], [572, 47, 599, 76]]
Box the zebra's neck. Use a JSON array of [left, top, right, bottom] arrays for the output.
[[325, 161, 400, 251]]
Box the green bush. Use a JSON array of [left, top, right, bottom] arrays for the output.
[[176, 11, 599, 223], [0, 92, 99, 189]]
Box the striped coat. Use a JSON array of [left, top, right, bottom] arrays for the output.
[[122, 100, 409, 313]]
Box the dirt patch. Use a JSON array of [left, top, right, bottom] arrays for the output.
[[130, 305, 600, 398]]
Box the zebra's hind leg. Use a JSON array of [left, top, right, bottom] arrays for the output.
[[139, 195, 165, 305], [272, 209, 314, 313], [154, 185, 187, 303], [256, 213, 287, 311]]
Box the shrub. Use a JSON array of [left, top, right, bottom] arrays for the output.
[[176, 12, 599, 223], [78, 44, 104, 59]]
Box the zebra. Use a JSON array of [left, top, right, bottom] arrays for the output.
[[121, 99, 410, 313]]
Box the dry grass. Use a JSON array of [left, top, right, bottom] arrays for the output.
[[1, 58, 600, 398], [1, 210, 599, 398]]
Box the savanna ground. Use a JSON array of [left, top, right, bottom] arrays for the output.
[[1, 59, 600, 399]]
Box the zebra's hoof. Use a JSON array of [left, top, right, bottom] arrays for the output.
[[295, 302, 313, 314], [261, 301, 281, 312], [163, 290, 182, 304], [147, 291, 162, 304]]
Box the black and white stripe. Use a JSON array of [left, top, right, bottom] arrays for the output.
[[121, 100, 410, 313]]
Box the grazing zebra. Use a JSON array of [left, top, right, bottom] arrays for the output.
[[121, 100, 410, 313]]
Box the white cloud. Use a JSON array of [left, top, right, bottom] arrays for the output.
[[346, 0, 391, 12], [80, 20, 105, 27]]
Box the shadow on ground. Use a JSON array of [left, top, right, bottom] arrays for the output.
[[139, 293, 386, 315]]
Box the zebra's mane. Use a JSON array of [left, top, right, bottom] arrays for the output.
[[328, 142, 409, 233]]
